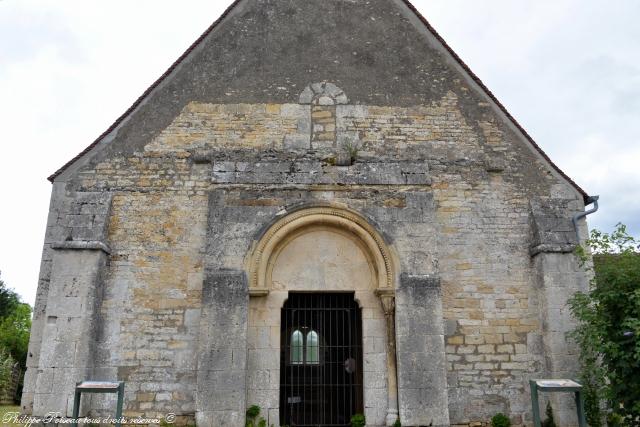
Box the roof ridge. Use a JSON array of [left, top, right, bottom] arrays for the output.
[[47, 0, 590, 203]]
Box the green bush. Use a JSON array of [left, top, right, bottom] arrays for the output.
[[246, 404, 268, 427], [490, 412, 510, 427], [246, 405, 261, 419], [350, 413, 366, 427], [570, 224, 640, 426], [393, 417, 401, 427]]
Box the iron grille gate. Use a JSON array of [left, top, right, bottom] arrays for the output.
[[280, 293, 363, 427]]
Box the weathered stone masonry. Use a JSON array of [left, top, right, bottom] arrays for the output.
[[24, 1, 592, 426], [24, 93, 589, 426]]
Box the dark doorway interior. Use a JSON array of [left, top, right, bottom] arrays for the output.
[[280, 292, 363, 427]]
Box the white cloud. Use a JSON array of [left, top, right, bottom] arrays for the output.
[[1, 0, 638, 304]]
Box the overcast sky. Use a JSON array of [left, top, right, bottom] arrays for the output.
[[1, 0, 638, 305]]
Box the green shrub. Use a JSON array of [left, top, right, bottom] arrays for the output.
[[491, 412, 511, 427], [607, 412, 627, 427], [393, 417, 401, 427], [246, 404, 268, 427], [350, 413, 366, 427], [570, 224, 640, 426], [541, 401, 556, 427], [246, 405, 261, 419]]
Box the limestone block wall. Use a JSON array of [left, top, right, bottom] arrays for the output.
[[144, 103, 309, 154], [30, 89, 589, 425], [94, 193, 207, 421], [435, 178, 539, 422]]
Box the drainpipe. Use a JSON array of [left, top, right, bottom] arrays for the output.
[[572, 195, 599, 241]]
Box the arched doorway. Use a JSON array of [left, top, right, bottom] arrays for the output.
[[245, 205, 398, 426], [280, 293, 363, 426]]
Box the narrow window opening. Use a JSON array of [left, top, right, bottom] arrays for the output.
[[290, 329, 304, 364], [306, 330, 319, 364]]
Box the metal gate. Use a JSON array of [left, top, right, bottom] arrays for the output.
[[280, 293, 363, 427]]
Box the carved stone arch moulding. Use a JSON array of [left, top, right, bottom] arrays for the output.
[[246, 205, 395, 296], [299, 82, 349, 105]]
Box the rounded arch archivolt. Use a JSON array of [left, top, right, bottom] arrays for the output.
[[246, 205, 395, 295]]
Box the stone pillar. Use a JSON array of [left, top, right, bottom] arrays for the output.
[[377, 289, 399, 426], [196, 191, 251, 425], [195, 269, 249, 426], [25, 191, 112, 417], [530, 203, 589, 426], [33, 246, 109, 416], [395, 274, 449, 427]]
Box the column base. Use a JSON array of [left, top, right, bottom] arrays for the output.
[[386, 408, 399, 426]]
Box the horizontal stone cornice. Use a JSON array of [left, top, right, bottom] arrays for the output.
[[529, 243, 576, 257], [212, 160, 431, 186], [51, 240, 111, 255]]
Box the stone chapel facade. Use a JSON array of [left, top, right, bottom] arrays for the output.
[[22, 1, 594, 426]]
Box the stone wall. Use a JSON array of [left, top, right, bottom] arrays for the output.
[[27, 84, 588, 426], [92, 193, 207, 422]]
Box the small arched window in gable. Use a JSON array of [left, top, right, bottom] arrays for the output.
[[290, 330, 304, 364], [306, 330, 319, 364]]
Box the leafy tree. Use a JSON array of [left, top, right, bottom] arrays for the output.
[[0, 271, 31, 369], [0, 348, 15, 390], [570, 224, 640, 426], [0, 302, 32, 368], [0, 272, 20, 319]]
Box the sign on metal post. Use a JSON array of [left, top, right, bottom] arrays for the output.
[[529, 379, 586, 427], [71, 381, 125, 427]]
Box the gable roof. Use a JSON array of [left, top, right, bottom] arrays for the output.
[[47, 0, 590, 203]]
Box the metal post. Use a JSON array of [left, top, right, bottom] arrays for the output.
[[115, 382, 124, 427], [71, 383, 81, 427], [575, 390, 587, 427], [530, 380, 541, 427]]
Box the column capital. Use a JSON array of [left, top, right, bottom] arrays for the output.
[[375, 288, 396, 316]]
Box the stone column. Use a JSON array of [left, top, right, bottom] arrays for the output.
[[395, 274, 449, 427], [530, 201, 589, 426], [195, 269, 249, 426], [377, 289, 399, 426], [33, 246, 109, 416], [25, 191, 112, 417]]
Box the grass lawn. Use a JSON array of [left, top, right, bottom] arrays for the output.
[[0, 405, 22, 426]]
